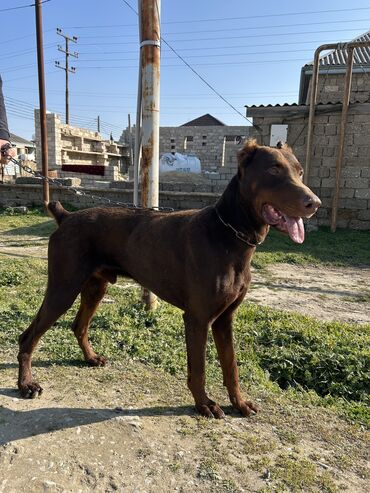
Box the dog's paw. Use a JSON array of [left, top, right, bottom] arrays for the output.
[[87, 355, 107, 367], [234, 399, 259, 417], [196, 400, 225, 419], [18, 381, 43, 399]]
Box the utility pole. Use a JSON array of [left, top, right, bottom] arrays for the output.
[[97, 115, 101, 133], [35, 0, 49, 206], [139, 0, 161, 310], [55, 28, 78, 125]]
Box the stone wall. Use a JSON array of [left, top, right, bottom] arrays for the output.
[[305, 72, 370, 104], [247, 103, 370, 229], [0, 183, 219, 211]]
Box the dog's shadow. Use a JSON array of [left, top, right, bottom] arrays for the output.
[[0, 387, 198, 446]]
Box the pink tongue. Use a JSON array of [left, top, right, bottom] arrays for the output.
[[284, 216, 305, 243]]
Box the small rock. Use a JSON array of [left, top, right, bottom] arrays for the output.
[[43, 480, 57, 491], [317, 461, 329, 470]]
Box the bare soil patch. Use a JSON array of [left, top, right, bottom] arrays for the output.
[[250, 264, 370, 325]]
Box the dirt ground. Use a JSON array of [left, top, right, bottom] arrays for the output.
[[0, 233, 369, 492], [1, 357, 369, 493]]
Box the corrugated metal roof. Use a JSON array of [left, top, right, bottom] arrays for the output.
[[305, 30, 370, 67], [247, 100, 365, 109]]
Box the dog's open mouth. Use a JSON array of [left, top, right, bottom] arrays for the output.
[[262, 204, 305, 244]]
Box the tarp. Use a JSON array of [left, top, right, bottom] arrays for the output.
[[159, 152, 201, 174]]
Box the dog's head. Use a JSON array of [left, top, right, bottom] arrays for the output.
[[237, 139, 321, 244]]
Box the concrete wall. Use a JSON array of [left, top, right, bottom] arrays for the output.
[[121, 124, 249, 172], [305, 72, 370, 105], [247, 103, 370, 230], [158, 125, 248, 171], [0, 183, 219, 211]]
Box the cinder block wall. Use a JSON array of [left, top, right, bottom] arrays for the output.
[[0, 184, 219, 211], [305, 72, 370, 104], [159, 125, 248, 171], [248, 103, 370, 229], [34, 111, 129, 185]]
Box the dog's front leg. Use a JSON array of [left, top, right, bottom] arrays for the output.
[[212, 307, 258, 417], [183, 313, 225, 419]]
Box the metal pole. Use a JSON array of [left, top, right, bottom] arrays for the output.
[[97, 115, 100, 133], [305, 41, 370, 185], [35, 0, 49, 206], [140, 0, 161, 310], [134, 1, 143, 207], [304, 46, 321, 184], [331, 47, 354, 232]]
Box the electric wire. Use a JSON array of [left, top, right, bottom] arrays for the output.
[[0, 0, 51, 13]]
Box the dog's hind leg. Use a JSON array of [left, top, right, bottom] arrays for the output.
[[71, 274, 109, 367], [18, 284, 81, 398], [211, 296, 259, 417]]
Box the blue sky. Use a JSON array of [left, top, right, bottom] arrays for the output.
[[2, 0, 370, 140]]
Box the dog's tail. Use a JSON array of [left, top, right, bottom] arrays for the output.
[[47, 201, 70, 226]]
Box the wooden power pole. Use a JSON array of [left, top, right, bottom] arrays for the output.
[[34, 0, 49, 206], [139, 0, 161, 310]]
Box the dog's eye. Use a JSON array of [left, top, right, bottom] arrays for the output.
[[268, 166, 282, 175], [299, 169, 304, 179]]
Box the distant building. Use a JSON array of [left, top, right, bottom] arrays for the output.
[[34, 112, 130, 187], [10, 133, 35, 160], [159, 114, 250, 171]]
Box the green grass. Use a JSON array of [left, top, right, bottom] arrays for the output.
[[0, 210, 369, 427], [0, 256, 368, 426], [252, 226, 370, 269]]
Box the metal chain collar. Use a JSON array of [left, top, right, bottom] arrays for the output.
[[1, 144, 174, 212], [214, 207, 264, 248]]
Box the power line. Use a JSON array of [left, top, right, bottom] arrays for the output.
[[63, 6, 370, 29], [74, 48, 319, 63], [8, 86, 299, 99], [0, 43, 57, 60], [0, 0, 51, 13], [120, 0, 254, 127], [5, 96, 123, 131], [78, 17, 370, 39], [73, 58, 308, 69], [77, 27, 370, 46], [75, 38, 360, 55]]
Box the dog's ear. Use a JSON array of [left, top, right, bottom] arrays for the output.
[[237, 138, 259, 176], [277, 141, 293, 153]]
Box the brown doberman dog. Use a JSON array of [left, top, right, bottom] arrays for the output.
[[17, 139, 321, 418]]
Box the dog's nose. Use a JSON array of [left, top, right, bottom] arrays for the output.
[[303, 194, 321, 211]]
